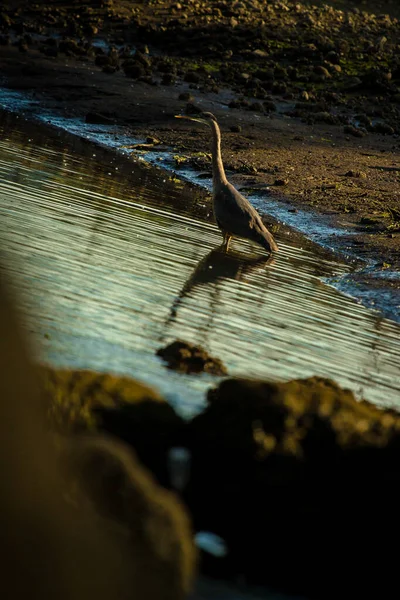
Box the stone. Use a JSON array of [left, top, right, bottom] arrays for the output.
[[157, 340, 227, 376]]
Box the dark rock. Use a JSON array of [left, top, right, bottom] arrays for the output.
[[345, 170, 367, 178], [94, 401, 185, 489], [360, 216, 380, 225], [274, 178, 289, 186], [362, 68, 393, 92], [59, 38, 85, 56], [62, 434, 196, 600], [123, 60, 146, 79], [185, 102, 202, 115], [314, 111, 337, 124], [230, 125, 242, 133], [184, 71, 201, 84], [42, 44, 58, 58], [102, 65, 118, 74], [274, 66, 287, 80], [314, 65, 331, 79], [157, 60, 176, 74], [0, 282, 196, 600], [271, 81, 287, 95], [157, 341, 227, 376], [325, 50, 340, 64], [344, 124, 365, 138], [95, 54, 111, 68], [133, 50, 152, 68], [254, 68, 275, 82], [263, 100, 276, 112], [228, 100, 241, 109], [146, 137, 161, 145], [162, 73, 176, 85], [185, 376, 400, 597], [372, 122, 395, 135], [248, 102, 264, 113], [18, 40, 28, 53], [178, 92, 193, 102]]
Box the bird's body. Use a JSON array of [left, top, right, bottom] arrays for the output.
[[176, 112, 278, 253]]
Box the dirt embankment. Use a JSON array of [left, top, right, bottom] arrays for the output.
[[1, 0, 399, 271]]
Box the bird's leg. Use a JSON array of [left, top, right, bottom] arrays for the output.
[[222, 232, 232, 251]]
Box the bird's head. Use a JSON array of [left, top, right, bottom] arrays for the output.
[[175, 111, 218, 128]]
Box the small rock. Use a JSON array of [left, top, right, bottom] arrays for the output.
[[228, 100, 241, 109], [253, 49, 268, 58], [275, 179, 289, 186], [314, 111, 336, 124], [263, 100, 276, 112], [345, 170, 367, 178], [314, 65, 331, 79], [184, 71, 200, 84], [372, 122, 395, 135], [248, 101, 264, 113], [123, 61, 146, 79], [344, 125, 365, 138], [162, 73, 176, 85], [230, 125, 242, 133], [157, 341, 227, 376], [178, 92, 193, 102], [146, 137, 161, 145], [185, 102, 202, 115], [102, 65, 117, 74]]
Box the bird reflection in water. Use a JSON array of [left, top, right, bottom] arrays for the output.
[[164, 244, 275, 345]]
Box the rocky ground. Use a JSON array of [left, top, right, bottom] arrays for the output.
[[1, 1, 400, 274]]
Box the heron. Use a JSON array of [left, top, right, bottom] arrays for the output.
[[175, 112, 278, 253]]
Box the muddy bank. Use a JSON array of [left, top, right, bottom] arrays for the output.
[[0, 0, 399, 280], [42, 364, 400, 598]]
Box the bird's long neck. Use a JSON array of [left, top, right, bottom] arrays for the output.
[[210, 120, 227, 189]]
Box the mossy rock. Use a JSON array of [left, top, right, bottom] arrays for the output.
[[41, 366, 164, 432], [184, 376, 400, 596], [41, 366, 184, 486]]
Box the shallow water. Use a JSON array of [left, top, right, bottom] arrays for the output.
[[0, 111, 399, 416]]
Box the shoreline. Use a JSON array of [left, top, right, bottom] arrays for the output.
[[0, 0, 399, 321]]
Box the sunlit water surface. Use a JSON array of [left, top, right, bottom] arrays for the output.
[[0, 112, 399, 419]]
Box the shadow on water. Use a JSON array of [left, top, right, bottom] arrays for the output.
[[163, 246, 273, 347], [0, 110, 399, 417]]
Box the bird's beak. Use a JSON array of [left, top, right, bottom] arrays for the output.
[[175, 115, 208, 126]]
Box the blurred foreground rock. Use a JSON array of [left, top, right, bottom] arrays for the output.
[[41, 360, 400, 598], [42, 366, 185, 487], [184, 376, 400, 597], [0, 282, 196, 600]]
